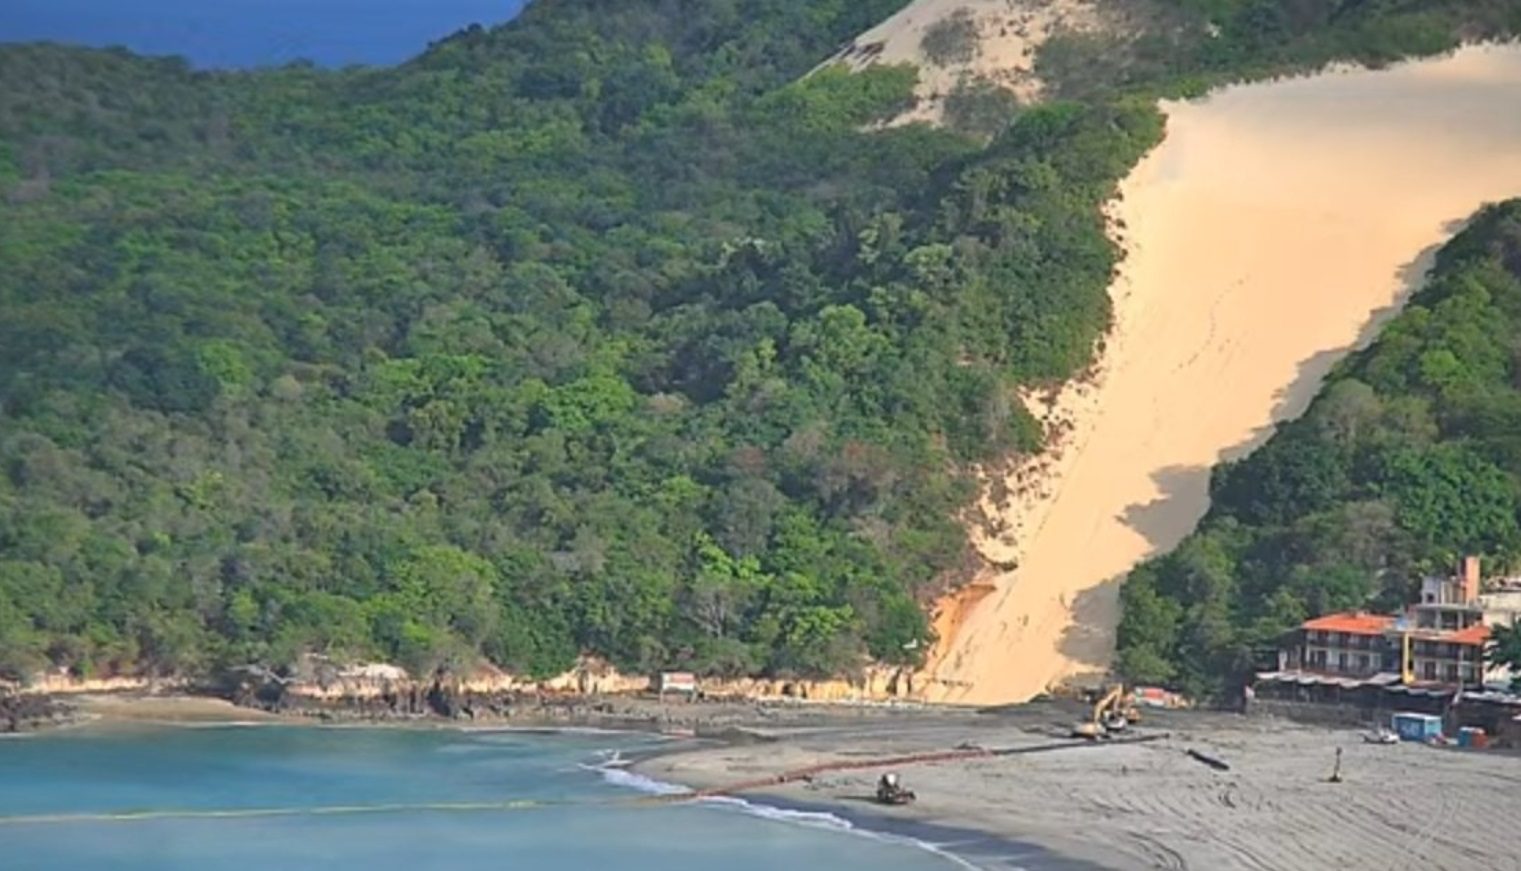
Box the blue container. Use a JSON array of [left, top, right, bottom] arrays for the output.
[[1391, 712, 1443, 742]]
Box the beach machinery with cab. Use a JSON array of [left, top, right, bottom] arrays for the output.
[[874, 772, 916, 805], [1072, 684, 1141, 739]]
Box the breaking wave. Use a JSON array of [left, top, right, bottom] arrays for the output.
[[585, 753, 984, 870]]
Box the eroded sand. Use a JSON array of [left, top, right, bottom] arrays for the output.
[[919, 43, 1521, 704], [639, 710, 1521, 871]]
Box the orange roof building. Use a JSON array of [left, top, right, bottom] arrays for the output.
[[1302, 612, 1395, 636], [1446, 623, 1492, 647]]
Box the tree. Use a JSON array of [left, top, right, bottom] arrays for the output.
[[1486, 621, 1521, 691]]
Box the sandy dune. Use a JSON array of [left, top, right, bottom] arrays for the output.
[[832, 0, 1108, 121], [918, 43, 1521, 705]]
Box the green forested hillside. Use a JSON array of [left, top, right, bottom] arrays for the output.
[[2, 0, 1519, 685], [1117, 202, 1521, 697], [0, 0, 1167, 681]]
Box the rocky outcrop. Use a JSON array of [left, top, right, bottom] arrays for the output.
[[207, 652, 931, 726], [696, 665, 916, 702], [0, 691, 76, 732]]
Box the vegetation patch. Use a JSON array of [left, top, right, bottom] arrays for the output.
[[942, 76, 1022, 139], [920, 9, 981, 67]]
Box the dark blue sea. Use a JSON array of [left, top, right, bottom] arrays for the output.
[[2, 727, 966, 870], [1, 0, 528, 68]]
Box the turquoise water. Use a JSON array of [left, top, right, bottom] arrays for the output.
[[1, 727, 961, 870]]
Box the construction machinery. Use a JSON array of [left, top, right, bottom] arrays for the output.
[[874, 772, 916, 805], [1072, 684, 1141, 739]]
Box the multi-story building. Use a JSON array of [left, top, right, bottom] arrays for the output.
[[1396, 620, 1488, 686], [1412, 555, 1484, 631], [1274, 556, 1498, 690], [1282, 612, 1395, 678]]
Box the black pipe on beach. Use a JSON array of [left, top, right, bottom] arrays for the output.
[[671, 732, 1171, 800]]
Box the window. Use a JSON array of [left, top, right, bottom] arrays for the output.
[[1423, 661, 1437, 681], [1337, 652, 1348, 672], [1356, 654, 1369, 672], [1444, 664, 1458, 683]]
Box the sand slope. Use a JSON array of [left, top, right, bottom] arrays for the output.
[[832, 0, 1108, 121], [919, 43, 1521, 705]]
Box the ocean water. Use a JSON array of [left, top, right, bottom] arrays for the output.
[[0, 727, 963, 871], [1, 0, 528, 68]]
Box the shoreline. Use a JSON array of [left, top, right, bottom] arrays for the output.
[[628, 701, 1521, 870], [720, 792, 1109, 871], [21, 690, 1521, 869], [630, 719, 1134, 871], [625, 697, 1154, 870], [12, 690, 1088, 869]]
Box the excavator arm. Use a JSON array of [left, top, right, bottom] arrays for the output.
[[1073, 684, 1133, 739]]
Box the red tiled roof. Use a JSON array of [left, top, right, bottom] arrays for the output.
[[1302, 612, 1396, 635], [1405, 623, 1493, 645], [1448, 624, 1491, 646]]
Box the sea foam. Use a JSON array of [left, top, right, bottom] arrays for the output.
[[586, 753, 983, 870]]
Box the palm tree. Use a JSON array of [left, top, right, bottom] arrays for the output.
[[1485, 620, 1521, 691]]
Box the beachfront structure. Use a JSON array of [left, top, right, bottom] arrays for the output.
[[1400, 621, 1489, 686], [656, 671, 698, 699], [1280, 612, 1396, 679], [1266, 556, 1516, 696], [1275, 612, 1486, 688]]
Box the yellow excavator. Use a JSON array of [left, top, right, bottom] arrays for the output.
[[1072, 684, 1141, 739]]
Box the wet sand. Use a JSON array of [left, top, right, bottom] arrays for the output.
[[54, 694, 286, 730], [921, 43, 1521, 704], [638, 707, 1521, 870]]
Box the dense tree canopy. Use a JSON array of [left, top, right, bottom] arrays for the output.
[[1117, 202, 1521, 697], [3, 0, 1519, 686], [0, 0, 1168, 682]]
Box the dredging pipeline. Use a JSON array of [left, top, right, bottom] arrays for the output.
[[678, 732, 1171, 799]]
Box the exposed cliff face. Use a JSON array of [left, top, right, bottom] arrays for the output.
[[697, 666, 915, 702], [9, 672, 175, 695], [217, 655, 922, 721]]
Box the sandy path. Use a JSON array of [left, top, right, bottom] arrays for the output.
[[919, 43, 1521, 705], [640, 711, 1521, 871]]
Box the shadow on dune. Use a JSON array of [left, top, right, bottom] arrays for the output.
[[1055, 574, 1126, 682], [1052, 219, 1468, 676]]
